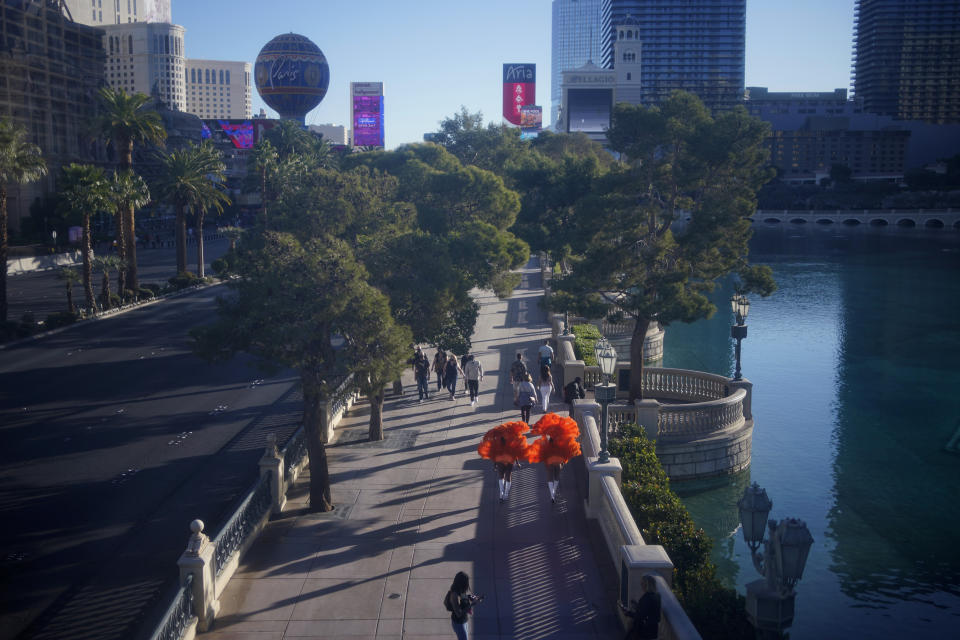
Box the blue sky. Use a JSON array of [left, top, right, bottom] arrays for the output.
[[175, 0, 855, 149]]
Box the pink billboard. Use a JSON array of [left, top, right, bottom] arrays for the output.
[[353, 95, 384, 147], [503, 64, 535, 126]]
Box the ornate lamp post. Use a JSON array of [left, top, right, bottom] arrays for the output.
[[593, 337, 617, 464], [737, 482, 814, 639], [731, 294, 750, 381]]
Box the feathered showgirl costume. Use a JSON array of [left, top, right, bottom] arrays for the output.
[[477, 421, 530, 465], [526, 413, 581, 465]]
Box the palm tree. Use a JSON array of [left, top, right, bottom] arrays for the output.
[[59, 164, 113, 312], [0, 118, 48, 323], [218, 225, 244, 251], [93, 87, 166, 290], [153, 141, 230, 276], [93, 255, 124, 311], [56, 266, 81, 314], [109, 170, 150, 295], [247, 138, 277, 228]]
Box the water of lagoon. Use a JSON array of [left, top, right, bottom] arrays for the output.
[[660, 224, 960, 639]]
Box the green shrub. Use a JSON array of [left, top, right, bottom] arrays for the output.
[[571, 323, 601, 365], [168, 271, 201, 290], [44, 311, 79, 329], [610, 423, 753, 639], [137, 287, 156, 300]]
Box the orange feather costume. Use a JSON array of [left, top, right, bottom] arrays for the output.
[[477, 421, 530, 465], [526, 413, 582, 464]]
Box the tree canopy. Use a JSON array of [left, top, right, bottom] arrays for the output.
[[549, 92, 777, 399]]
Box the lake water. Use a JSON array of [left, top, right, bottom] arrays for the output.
[[660, 224, 960, 639]]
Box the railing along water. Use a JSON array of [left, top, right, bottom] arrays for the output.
[[657, 389, 746, 439], [213, 473, 272, 577], [148, 574, 194, 640]]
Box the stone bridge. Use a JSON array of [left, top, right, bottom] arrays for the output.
[[753, 208, 960, 229]]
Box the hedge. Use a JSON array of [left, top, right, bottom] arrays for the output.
[[609, 423, 754, 639], [571, 323, 601, 366]]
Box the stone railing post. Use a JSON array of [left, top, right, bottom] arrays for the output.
[[586, 457, 622, 519], [728, 377, 753, 420], [635, 398, 660, 440], [557, 334, 575, 363], [258, 433, 286, 514], [177, 519, 219, 632], [620, 545, 674, 603]]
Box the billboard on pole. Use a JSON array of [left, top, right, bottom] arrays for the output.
[[503, 64, 535, 126], [351, 82, 385, 148], [520, 105, 542, 140]]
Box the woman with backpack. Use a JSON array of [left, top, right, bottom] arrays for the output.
[[516, 373, 538, 423], [444, 571, 483, 640]]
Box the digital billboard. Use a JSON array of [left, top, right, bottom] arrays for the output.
[[503, 64, 535, 126], [566, 88, 612, 133], [201, 119, 275, 149], [353, 95, 384, 147], [351, 82, 385, 148]]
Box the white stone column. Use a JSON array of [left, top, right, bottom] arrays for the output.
[[177, 519, 220, 632], [728, 377, 753, 420], [634, 398, 660, 440], [585, 457, 623, 519], [258, 434, 286, 514], [620, 544, 674, 600]]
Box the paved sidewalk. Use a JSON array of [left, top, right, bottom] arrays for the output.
[[201, 259, 620, 640]]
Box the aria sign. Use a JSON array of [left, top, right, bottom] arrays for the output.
[[503, 63, 535, 126]]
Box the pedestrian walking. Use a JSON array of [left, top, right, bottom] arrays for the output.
[[538, 364, 555, 413], [563, 376, 585, 407], [508, 353, 528, 400], [528, 413, 581, 503], [444, 571, 483, 640], [538, 339, 554, 369], [433, 349, 447, 392], [516, 373, 538, 423], [464, 355, 483, 405], [477, 421, 529, 502], [411, 347, 431, 402], [618, 574, 662, 639], [444, 355, 463, 400]]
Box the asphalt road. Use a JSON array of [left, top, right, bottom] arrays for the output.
[[0, 283, 301, 640], [5, 239, 228, 322]]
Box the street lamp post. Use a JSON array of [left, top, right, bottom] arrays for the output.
[[731, 294, 750, 381], [737, 482, 814, 639], [593, 337, 617, 464]]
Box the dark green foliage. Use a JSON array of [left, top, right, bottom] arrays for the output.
[[136, 286, 156, 299], [168, 271, 201, 290], [571, 323, 601, 365], [44, 311, 79, 329], [610, 424, 753, 639]]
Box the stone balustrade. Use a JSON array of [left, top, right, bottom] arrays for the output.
[[574, 402, 703, 640], [657, 389, 746, 439]]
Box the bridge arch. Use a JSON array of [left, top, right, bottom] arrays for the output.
[[763, 218, 781, 224], [925, 219, 945, 228], [869, 218, 889, 226], [789, 218, 808, 224], [842, 218, 861, 226], [897, 218, 916, 227], [816, 218, 834, 225]]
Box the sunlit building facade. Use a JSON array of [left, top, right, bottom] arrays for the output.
[[551, 0, 605, 128]]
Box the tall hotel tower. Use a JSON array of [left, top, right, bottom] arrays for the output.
[[600, 0, 745, 112], [853, 0, 960, 124], [551, 0, 605, 127]]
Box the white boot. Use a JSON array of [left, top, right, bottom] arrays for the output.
[[504, 480, 511, 499], [498, 478, 505, 500], [548, 481, 556, 502]]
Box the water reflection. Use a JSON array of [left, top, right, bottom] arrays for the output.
[[661, 224, 960, 638]]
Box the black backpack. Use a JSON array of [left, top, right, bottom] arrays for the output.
[[443, 590, 454, 612]]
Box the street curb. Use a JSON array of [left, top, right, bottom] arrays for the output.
[[0, 280, 226, 351]]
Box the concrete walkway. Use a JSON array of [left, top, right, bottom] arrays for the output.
[[201, 259, 620, 639]]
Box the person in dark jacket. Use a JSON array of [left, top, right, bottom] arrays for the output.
[[619, 574, 661, 639], [563, 376, 586, 406], [445, 571, 483, 640]]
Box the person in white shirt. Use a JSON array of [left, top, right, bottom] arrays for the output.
[[464, 355, 483, 406], [538, 339, 554, 368]]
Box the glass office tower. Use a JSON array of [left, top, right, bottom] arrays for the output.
[[600, 0, 745, 112], [853, 0, 960, 124], [551, 0, 606, 127]]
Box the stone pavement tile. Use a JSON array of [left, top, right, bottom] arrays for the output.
[[330, 487, 361, 505], [398, 616, 452, 636], [204, 619, 287, 634], [347, 503, 404, 520], [203, 631, 284, 639], [334, 466, 422, 487], [284, 619, 378, 636], [378, 572, 409, 619], [290, 578, 386, 620], [410, 507, 493, 544], [216, 577, 305, 621], [306, 544, 393, 579], [409, 546, 495, 580], [234, 540, 319, 580], [402, 578, 453, 620]]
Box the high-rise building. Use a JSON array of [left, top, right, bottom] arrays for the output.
[[62, 0, 171, 25], [0, 0, 106, 231], [852, 0, 960, 124], [186, 60, 252, 119], [551, 0, 605, 127], [600, 0, 745, 112], [100, 22, 185, 111]]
